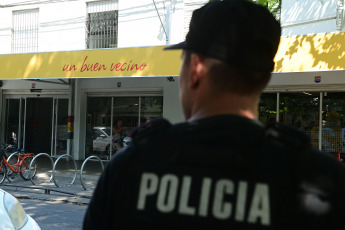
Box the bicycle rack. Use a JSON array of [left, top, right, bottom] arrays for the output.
[[6, 152, 19, 161], [29, 153, 54, 185], [5, 152, 19, 182], [80, 155, 104, 190], [52, 154, 77, 187]]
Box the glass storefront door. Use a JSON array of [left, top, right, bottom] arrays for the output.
[[259, 92, 345, 158], [279, 92, 320, 150], [321, 93, 345, 154], [259, 93, 277, 125], [25, 98, 53, 153], [85, 96, 163, 160], [112, 97, 139, 153], [52, 99, 69, 157], [4, 97, 68, 156], [4, 99, 25, 152]]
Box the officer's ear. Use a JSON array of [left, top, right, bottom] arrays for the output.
[[189, 53, 207, 90]]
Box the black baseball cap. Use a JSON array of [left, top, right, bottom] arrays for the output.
[[165, 0, 281, 72]]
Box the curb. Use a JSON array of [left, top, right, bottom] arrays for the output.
[[1, 184, 92, 205]]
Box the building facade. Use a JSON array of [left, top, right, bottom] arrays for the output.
[[265, 0, 345, 158], [1, 0, 345, 161], [0, 0, 209, 160]]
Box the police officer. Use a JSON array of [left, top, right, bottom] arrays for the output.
[[83, 0, 345, 229]]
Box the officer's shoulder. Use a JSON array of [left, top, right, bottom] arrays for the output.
[[264, 122, 310, 150], [131, 117, 172, 142]]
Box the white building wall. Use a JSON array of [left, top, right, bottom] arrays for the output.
[[0, 6, 12, 54], [0, 0, 185, 54], [282, 20, 336, 36], [118, 0, 184, 47], [281, 0, 338, 36], [39, 1, 86, 52]]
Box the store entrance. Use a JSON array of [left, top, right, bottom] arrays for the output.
[[4, 97, 68, 157], [85, 96, 163, 160], [25, 98, 53, 153]]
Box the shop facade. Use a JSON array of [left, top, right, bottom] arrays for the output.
[[0, 46, 183, 160], [1, 32, 345, 161]]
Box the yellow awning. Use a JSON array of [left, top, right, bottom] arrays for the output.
[[274, 32, 345, 72], [0, 32, 344, 80], [0, 46, 181, 79]]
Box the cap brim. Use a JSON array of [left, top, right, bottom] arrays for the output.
[[164, 41, 188, 50]]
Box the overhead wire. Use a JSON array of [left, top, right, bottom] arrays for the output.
[[0, 0, 81, 8]]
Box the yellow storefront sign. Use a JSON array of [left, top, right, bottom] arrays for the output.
[[0, 46, 182, 79], [1, 32, 345, 80]]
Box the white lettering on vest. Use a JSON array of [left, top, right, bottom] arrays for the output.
[[247, 183, 270, 225], [198, 177, 212, 217], [157, 174, 178, 213], [213, 179, 234, 219], [136, 172, 271, 226], [178, 176, 196, 215], [235, 181, 248, 222], [137, 173, 159, 210]]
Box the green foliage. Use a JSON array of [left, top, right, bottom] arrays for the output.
[[208, 0, 281, 21], [253, 0, 281, 21]]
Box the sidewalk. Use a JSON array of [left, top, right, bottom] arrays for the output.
[[0, 157, 106, 205]]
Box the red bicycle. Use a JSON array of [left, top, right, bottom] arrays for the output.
[[0, 148, 37, 184]]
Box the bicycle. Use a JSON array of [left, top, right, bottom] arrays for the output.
[[0, 148, 37, 184]]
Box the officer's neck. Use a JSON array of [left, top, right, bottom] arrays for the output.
[[188, 93, 259, 122]]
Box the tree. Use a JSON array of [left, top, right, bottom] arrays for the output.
[[209, 0, 281, 22], [255, 0, 281, 21]]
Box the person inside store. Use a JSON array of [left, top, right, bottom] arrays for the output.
[[83, 0, 345, 229], [112, 119, 126, 152]]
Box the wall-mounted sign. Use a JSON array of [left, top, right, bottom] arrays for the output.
[[314, 76, 321, 83], [0, 46, 181, 80]]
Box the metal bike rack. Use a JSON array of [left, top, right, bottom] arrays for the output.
[[6, 151, 19, 176], [6, 152, 19, 161], [29, 153, 54, 185], [80, 155, 104, 190], [52, 154, 77, 187]]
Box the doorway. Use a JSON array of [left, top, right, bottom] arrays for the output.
[[85, 96, 163, 159], [25, 98, 53, 153], [4, 97, 68, 157]]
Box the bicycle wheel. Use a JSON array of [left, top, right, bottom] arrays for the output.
[[19, 156, 37, 180], [6, 152, 19, 176], [0, 162, 7, 184]]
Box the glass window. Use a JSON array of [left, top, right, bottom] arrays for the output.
[[85, 97, 112, 159], [5, 99, 21, 152], [112, 97, 139, 154], [140, 97, 163, 125], [54, 99, 68, 157], [12, 9, 39, 53], [321, 92, 345, 154], [259, 93, 277, 125], [86, 1, 118, 49], [279, 92, 320, 149], [85, 96, 163, 160]]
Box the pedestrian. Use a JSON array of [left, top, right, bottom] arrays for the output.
[[83, 0, 345, 229], [112, 119, 126, 152]]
